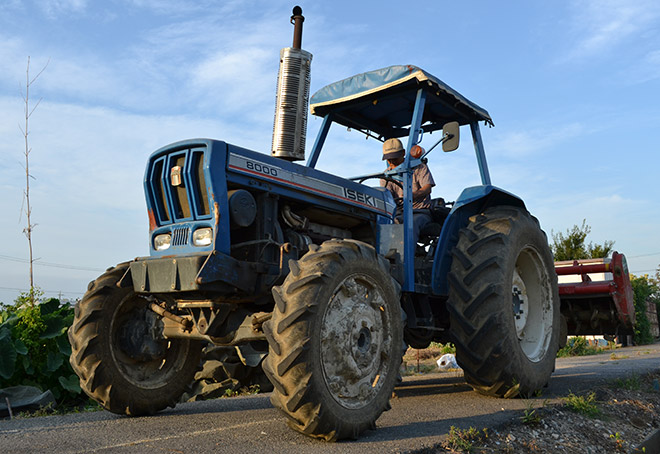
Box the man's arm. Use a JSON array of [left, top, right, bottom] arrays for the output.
[[412, 163, 435, 201], [413, 183, 432, 201]]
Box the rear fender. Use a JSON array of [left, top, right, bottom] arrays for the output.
[[431, 185, 525, 295]]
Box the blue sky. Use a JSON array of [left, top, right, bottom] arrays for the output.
[[1, 0, 659, 304]]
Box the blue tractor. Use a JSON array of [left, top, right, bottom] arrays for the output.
[[69, 7, 559, 441]]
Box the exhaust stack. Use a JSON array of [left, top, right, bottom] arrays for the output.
[[271, 6, 312, 161]]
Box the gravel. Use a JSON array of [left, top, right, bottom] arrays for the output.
[[415, 369, 660, 453]]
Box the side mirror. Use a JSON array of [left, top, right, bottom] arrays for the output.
[[442, 121, 460, 152]]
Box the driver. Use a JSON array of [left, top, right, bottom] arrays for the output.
[[380, 138, 435, 243]]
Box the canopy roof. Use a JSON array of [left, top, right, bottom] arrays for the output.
[[310, 65, 493, 139]]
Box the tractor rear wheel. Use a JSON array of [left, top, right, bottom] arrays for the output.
[[262, 239, 403, 441], [448, 206, 559, 397], [68, 263, 202, 415]]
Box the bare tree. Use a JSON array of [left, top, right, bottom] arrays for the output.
[[18, 56, 49, 306]]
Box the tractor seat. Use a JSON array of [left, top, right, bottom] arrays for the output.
[[419, 221, 442, 237], [417, 198, 451, 256], [428, 198, 451, 224]]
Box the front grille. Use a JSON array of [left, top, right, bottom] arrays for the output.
[[147, 147, 210, 225], [171, 155, 192, 219], [172, 227, 190, 246]]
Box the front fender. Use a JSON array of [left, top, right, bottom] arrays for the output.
[[431, 185, 526, 295]]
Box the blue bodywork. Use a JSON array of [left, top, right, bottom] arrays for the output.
[[137, 138, 397, 293], [137, 64, 524, 299], [145, 139, 395, 257]]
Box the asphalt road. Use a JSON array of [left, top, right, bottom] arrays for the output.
[[2, 343, 659, 454]]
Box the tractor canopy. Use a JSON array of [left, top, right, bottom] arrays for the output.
[[310, 65, 493, 140]]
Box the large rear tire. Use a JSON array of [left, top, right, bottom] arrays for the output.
[[448, 206, 559, 397], [68, 263, 202, 415], [262, 239, 403, 441]]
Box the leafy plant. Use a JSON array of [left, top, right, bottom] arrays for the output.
[[444, 426, 487, 452], [430, 342, 456, 354], [520, 402, 542, 425], [0, 293, 82, 406], [563, 391, 601, 418], [630, 274, 657, 345], [223, 384, 261, 398], [610, 432, 626, 451], [551, 220, 614, 261], [609, 352, 629, 360], [613, 374, 641, 391], [557, 336, 601, 357]]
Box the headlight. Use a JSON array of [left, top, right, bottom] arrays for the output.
[[192, 227, 213, 246], [154, 233, 172, 251]]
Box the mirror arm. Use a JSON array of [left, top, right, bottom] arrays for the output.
[[419, 131, 453, 160]]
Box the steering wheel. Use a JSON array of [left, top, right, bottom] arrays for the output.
[[359, 175, 403, 189]]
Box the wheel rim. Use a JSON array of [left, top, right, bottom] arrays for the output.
[[320, 274, 393, 410], [511, 246, 554, 362], [110, 295, 191, 389]]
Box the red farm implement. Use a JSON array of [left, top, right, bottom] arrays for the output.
[[555, 252, 635, 342]]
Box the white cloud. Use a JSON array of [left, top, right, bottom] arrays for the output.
[[532, 189, 651, 246], [562, 0, 660, 62], [625, 49, 660, 84], [0, 86, 282, 303], [488, 122, 585, 158], [120, 0, 233, 16], [35, 0, 88, 17]]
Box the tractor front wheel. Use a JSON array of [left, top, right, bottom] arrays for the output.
[[448, 206, 560, 397], [68, 263, 202, 415], [263, 240, 403, 441]]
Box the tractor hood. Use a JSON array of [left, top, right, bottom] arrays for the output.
[[310, 65, 493, 139]]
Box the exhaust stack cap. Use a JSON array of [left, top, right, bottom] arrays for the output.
[[291, 6, 304, 49], [271, 6, 312, 162]]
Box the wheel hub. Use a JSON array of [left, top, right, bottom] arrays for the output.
[[512, 246, 554, 362], [512, 269, 529, 338], [320, 275, 392, 409], [117, 310, 167, 361], [111, 296, 191, 389]]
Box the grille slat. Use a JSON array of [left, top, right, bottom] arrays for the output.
[[172, 227, 190, 246]]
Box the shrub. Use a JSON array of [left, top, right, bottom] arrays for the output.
[[556, 336, 600, 357], [630, 275, 656, 345], [563, 391, 601, 418], [0, 292, 82, 406]]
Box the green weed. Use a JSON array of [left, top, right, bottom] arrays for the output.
[[223, 384, 260, 398], [609, 432, 625, 451], [429, 342, 456, 354], [444, 426, 487, 453], [520, 402, 541, 425], [563, 391, 601, 418], [613, 373, 641, 391], [557, 336, 601, 357], [0, 293, 83, 407]]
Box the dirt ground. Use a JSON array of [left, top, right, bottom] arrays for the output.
[[402, 346, 660, 454]]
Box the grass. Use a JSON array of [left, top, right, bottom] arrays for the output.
[[519, 398, 551, 425], [610, 352, 630, 360], [401, 343, 460, 376], [15, 401, 101, 419], [429, 342, 456, 354], [563, 391, 601, 418], [444, 426, 487, 453], [520, 405, 541, 425], [557, 336, 609, 357], [223, 384, 261, 398], [613, 373, 642, 391]]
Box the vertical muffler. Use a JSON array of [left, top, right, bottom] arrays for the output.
[[271, 6, 312, 161]]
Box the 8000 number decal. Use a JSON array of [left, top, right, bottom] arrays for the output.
[[246, 161, 278, 177]]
